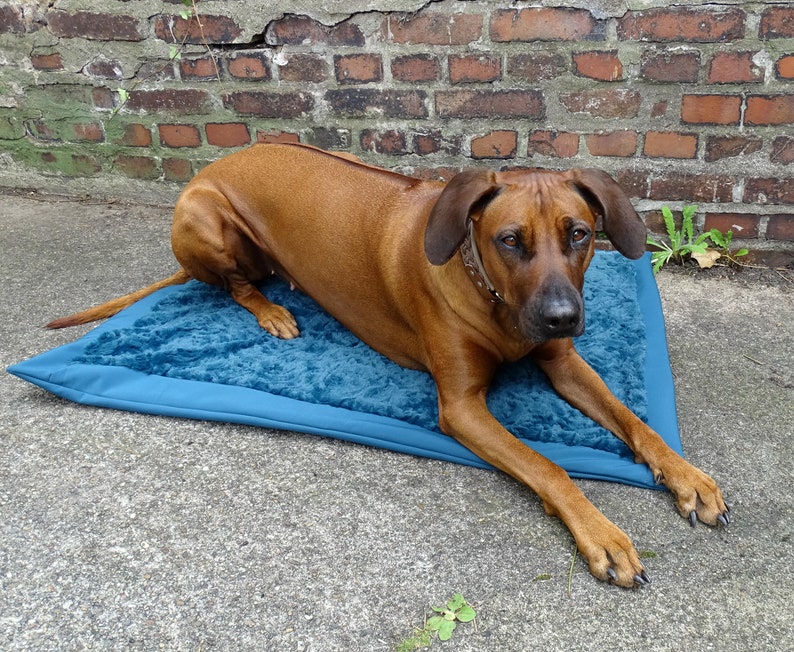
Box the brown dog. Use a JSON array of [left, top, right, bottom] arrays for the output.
[[49, 143, 729, 587]]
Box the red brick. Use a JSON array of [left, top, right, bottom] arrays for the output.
[[228, 53, 271, 80], [681, 95, 741, 125], [471, 131, 517, 159], [385, 12, 482, 45], [92, 86, 115, 110], [334, 54, 382, 84], [159, 124, 201, 148], [586, 131, 638, 157], [115, 123, 152, 147], [31, 52, 63, 71], [180, 57, 219, 80], [0, 5, 26, 34], [83, 58, 123, 79], [162, 158, 194, 183], [507, 53, 566, 81], [267, 15, 364, 46], [528, 131, 579, 158], [704, 213, 759, 238], [708, 52, 763, 84], [705, 135, 762, 162], [256, 131, 300, 145], [616, 170, 649, 199], [766, 215, 794, 240], [278, 55, 325, 83], [650, 173, 734, 203], [27, 120, 58, 141], [206, 123, 250, 147], [134, 61, 175, 82], [360, 129, 407, 155], [449, 54, 501, 84], [114, 155, 158, 180], [759, 7, 794, 38], [413, 132, 441, 156], [618, 7, 745, 42], [126, 89, 210, 114], [47, 10, 143, 41], [771, 136, 794, 164], [223, 91, 313, 118], [644, 131, 698, 159], [436, 90, 543, 119], [778, 55, 794, 79], [153, 14, 240, 44], [744, 178, 794, 205], [560, 89, 641, 119], [490, 8, 597, 42], [325, 89, 427, 118], [391, 55, 440, 82], [573, 51, 622, 81], [640, 50, 700, 82], [643, 210, 671, 236], [412, 130, 461, 156], [651, 100, 668, 118], [745, 95, 794, 126], [72, 122, 104, 143]]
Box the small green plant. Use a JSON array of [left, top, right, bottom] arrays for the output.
[[705, 227, 749, 265], [396, 594, 477, 651], [646, 205, 711, 273], [428, 593, 476, 641], [646, 205, 749, 273]]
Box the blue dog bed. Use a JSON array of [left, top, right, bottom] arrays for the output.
[[8, 252, 680, 489]]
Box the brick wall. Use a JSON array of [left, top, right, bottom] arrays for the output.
[[1, 1, 793, 262]]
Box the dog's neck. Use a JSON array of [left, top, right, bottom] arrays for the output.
[[460, 221, 505, 304]]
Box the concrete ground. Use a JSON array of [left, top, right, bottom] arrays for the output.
[[1, 192, 792, 651]]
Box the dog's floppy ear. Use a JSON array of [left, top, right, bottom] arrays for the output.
[[568, 169, 647, 259], [424, 169, 500, 265]]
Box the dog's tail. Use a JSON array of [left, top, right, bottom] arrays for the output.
[[46, 269, 192, 329]]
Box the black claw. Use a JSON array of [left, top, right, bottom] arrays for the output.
[[688, 511, 697, 528], [641, 570, 651, 584], [633, 572, 650, 586], [654, 472, 664, 485], [717, 511, 731, 526], [607, 568, 618, 582], [724, 502, 732, 513]]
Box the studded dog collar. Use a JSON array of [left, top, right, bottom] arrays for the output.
[[459, 220, 505, 304]]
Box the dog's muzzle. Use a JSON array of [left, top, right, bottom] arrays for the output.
[[522, 281, 585, 341]]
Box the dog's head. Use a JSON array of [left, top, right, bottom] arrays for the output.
[[424, 168, 646, 342]]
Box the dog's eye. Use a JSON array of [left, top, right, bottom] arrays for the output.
[[502, 235, 519, 247], [571, 228, 590, 244]]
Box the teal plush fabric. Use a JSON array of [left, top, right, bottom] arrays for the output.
[[8, 252, 680, 488], [79, 253, 644, 456]]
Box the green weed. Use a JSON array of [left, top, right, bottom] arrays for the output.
[[396, 593, 477, 650], [646, 205, 749, 273], [646, 205, 711, 273]]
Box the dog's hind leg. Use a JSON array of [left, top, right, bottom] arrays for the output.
[[171, 187, 300, 339]]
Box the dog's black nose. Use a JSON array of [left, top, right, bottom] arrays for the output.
[[540, 293, 583, 338]]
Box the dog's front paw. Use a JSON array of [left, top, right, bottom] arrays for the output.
[[574, 518, 650, 588], [653, 459, 730, 527], [258, 305, 300, 339]]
